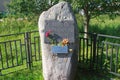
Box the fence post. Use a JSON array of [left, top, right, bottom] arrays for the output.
[[25, 32, 32, 69], [93, 33, 97, 68], [0, 70, 1, 76], [0, 46, 2, 75]]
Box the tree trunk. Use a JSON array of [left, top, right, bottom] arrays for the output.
[[83, 5, 90, 39]]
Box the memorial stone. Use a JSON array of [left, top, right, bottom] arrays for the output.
[[38, 1, 79, 80]]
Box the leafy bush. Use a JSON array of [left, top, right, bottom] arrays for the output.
[[0, 12, 7, 19], [7, 0, 52, 16]]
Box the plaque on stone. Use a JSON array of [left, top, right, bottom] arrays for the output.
[[44, 20, 75, 44], [51, 45, 68, 54]]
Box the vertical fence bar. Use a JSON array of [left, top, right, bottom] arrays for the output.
[[115, 47, 119, 73], [15, 41, 19, 65], [25, 32, 32, 69], [79, 38, 81, 62], [10, 41, 14, 67], [100, 42, 104, 69], [0, 69, 1, 76], [5, 42, 9, 68], [24, 33, 28, 66], [83, 38, 85, 62], [29, 33, 33, 66], [34, 37, 37, 61], [38, 38, 40, 60], [90, 35, 93, 68], [0, 46, 3, 70], [86, 38, 88, 63], [96, 39, 99, 70], [93, 33, 97, 68], [20, 40, 23, 64], [77, 36, 80, 61], [0, 45, 2, 62], [110, 46, 114, 72], [105, 44, 108, 69], [0, 46, 2, 75]]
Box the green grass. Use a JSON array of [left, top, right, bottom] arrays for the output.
[[0, 16, 38, 35], [0, 14, 120, 80], [0, 16, 42, 80], [0, 61, 44, 80], [89, 15, 120, 36], [76, 14, 120, 36]]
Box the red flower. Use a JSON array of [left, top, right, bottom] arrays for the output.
[[45, 30, 51, 37]]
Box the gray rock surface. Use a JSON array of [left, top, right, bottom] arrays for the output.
[[38, 1, 79, 80]]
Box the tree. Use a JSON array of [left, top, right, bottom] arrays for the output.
[[7, 0, 51, 16], [71, 0, 120, 38], [7, 0, 65, 16], [7, 0, 120, 35]]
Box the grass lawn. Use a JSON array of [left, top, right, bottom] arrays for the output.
[[0, 61, 44, 80], [1, 63, 120, 80]]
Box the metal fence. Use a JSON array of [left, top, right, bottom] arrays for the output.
[[79, 32, 120, 77], [0, 31, 41, 75], [1, 30, 120, 77]]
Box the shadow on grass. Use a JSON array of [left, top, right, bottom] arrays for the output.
[[76, 53, 120, 80], [76, 67, 109, 80], [75, 65, 120, 80]]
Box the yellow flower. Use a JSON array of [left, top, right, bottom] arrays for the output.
[[62, 38, 69, 46]]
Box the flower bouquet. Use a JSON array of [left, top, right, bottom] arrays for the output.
[[45, 30, 69, 54]]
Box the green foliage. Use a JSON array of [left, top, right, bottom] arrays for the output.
[[72, 0, 120, 15], [0, 12, 7, 19], [70, 0, 120, 34], [7, 0, 51, 16], [7, 0, 67, 16]]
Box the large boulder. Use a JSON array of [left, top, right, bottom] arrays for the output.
[[38, 1, 79, 80]]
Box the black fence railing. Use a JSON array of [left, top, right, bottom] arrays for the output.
[[97, 34, 120, 76], [79, 32, 97, 69], [79, 32, 120, 77], [0, 31, 41, 75], [1, 31, 120, 77]]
